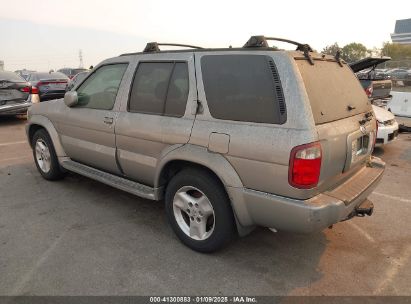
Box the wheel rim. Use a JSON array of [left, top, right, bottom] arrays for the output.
[[35, 139, 51, 173], [172, 186, 215, 241]]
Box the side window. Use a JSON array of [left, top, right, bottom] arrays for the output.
[[128, 62, 189, 117], [75, 64, 128, 110], [201, 55, 286, 124]]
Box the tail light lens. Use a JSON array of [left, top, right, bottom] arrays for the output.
[[31, 86, 39, 94], [20, 86, 31, 93], [289, 141, 322, 189], [365, 85, 373, 98]]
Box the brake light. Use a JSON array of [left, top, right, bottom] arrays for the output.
[[289, 141, 322, 189], [20, 86, 31, 93], [31, 86, 39, 94], [365, 85, 373, 98]]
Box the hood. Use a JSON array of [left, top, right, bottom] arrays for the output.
[[372, 105, 395, 122], [349, 57, 391, 73]]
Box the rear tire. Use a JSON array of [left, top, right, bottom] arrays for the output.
[[165, 168, 235, 253], [32, 129, 65, 180]]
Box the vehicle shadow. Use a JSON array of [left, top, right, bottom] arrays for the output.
[[1, 161, 327, 295], [0, 116, 26, 127]]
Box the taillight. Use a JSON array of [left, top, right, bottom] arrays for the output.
[[31, 86, 39, 94], [365, 85, 373, 98], [289, 141, 322, 189], [20, 86, 31, 93]]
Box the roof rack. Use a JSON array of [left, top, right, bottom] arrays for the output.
[[243, 36, 314, 65], [143, 42, 204, 53]]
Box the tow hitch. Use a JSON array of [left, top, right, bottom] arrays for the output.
[[355, 199, 374, 217], [343, 199, 374, 221]]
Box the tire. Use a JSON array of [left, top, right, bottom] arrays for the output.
[[32, 129, 65, 180], [165, 168, 236, 253]]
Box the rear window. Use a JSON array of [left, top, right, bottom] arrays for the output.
[[0, 71, 25, 82], [32, 72, 68, 81], [296, 60, 371, 124], [201, 55, 286, 124]]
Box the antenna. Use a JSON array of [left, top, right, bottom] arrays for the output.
[[79, 49, 84, 68]]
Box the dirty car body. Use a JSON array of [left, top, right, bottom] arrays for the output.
[[26, 36, 385, 252]]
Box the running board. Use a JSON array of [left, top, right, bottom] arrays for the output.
[[61, 160, 156, 200]]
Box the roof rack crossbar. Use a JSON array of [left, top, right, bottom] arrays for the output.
[[243, 35, 314, 65], [143, 42, 204, 53]]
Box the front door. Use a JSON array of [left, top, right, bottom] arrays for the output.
[[58, 63, 129, 174]]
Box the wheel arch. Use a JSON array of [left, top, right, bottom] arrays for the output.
[[155, 145, 254, 235], [27, 115, 67, 157]]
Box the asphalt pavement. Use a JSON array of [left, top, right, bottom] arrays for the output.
[[0, 117, 410, 296]]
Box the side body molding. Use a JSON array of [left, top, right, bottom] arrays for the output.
[[26, 114, 67, 157]]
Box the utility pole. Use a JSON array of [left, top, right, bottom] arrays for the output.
[[79, 49, 84, 68]]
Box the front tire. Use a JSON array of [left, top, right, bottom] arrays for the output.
[[165, 168, 235, 253], [32, 129, 65, 180]]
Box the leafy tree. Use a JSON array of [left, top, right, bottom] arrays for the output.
[[381, 42, 411, 60], [322, 43, 340, 56], [341, 43, 368, 63]]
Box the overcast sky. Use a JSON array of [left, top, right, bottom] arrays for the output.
[[1, 0, 410, 71]]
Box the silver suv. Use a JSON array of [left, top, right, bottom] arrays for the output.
[[26, 36, 385, 252]]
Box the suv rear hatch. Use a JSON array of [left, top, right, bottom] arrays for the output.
[[295, 55, 376, 192], [350, 57, 392, 100]]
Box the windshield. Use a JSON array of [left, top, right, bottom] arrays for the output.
[[296, 59, 371, 124]]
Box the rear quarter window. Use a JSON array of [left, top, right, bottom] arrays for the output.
[[296, 59, 371, 124], [201, 54, 286, 124]]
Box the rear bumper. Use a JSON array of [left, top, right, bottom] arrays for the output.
[[0, 101, 32, 115], [228, 157, 385, 233], [39, 91, 65, 101]]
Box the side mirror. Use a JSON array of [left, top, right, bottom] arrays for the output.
[[64, 91, 78, 107]]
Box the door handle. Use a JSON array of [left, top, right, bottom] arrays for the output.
[[103, 116, 114, 125]]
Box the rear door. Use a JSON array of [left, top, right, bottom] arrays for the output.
[[295, 58, 376, 190], [57, 63, 130, 174], [115, 53, 197, 186]]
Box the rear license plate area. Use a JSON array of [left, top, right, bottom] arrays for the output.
[[351, 134, 370, 163]]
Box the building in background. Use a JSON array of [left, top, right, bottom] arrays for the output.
[[391, 18, 411, 44], [0, 60, 4, 71]]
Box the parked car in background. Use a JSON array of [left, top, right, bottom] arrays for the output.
[[372, 105, 399, 146], [350, 57, 392, 102], [57, 68, 88, 79], [65, 71, 89, 91], [0, 71, 39, 116], [15, 69, 36, 81], [388, 68, 411, 86], [27, 72, 69, 102], [388, 91, 411, 131], [26, 36, 385, 252]]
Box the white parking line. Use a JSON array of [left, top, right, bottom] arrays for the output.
[[0, 140, 27, 147], [373, 245, 411, 295], [372, 192, 411, 204], [10, 231, 67, 295], [348, 222, 375, 243]]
